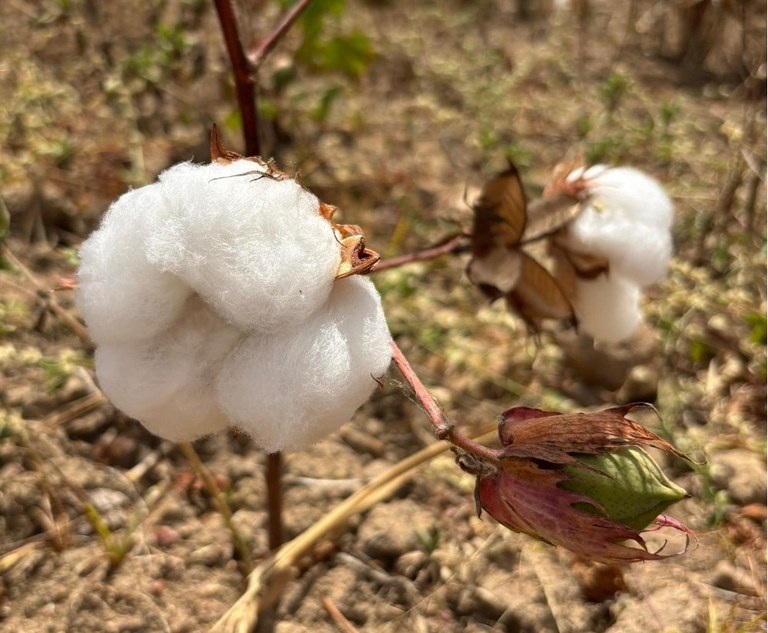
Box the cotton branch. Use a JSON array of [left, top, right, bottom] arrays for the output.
[[212, 0, 260, 156], [390, 340, 499, 464], [374, 232, 470, 272], [248, 0, 315, 68]]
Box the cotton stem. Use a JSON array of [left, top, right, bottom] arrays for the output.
[[248, 0, 315, 68], [374, 232, 470, 272], [212, 0, 260, 156], [390, 340, 499, 464], [266, 452, 284, 550]]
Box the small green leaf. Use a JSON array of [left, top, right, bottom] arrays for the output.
[[311, 86, 342, 122], [745, 312, 767, 345]]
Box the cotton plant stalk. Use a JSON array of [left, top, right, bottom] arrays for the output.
[[77, 129, 392, 453]]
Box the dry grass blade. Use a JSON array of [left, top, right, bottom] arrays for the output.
[[178, 442, 254, 576], [209, 427, 495, 633], [1, 244, 93, 348], [43, 392, 107, 428]]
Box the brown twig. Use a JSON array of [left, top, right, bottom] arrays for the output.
[[213, 0, 260, 156], [321, 596, 360, 633], [390, 340, 499, 463], [374, 232, 470, 272], [248, 0, 315, 68], [266, 452, 284, 550]]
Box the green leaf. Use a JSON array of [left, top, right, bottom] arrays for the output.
[[319, 32, 374, 78], [311, 86, 342, 122], [0, 194, 9, 243], [746, 311, 767, 345]]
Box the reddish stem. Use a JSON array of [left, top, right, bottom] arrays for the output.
[[266, 452, 284, 550], [375, 232, 470, 272], [248, 0, 315, 67], [213, 0, 260, 156], [390, 340, 499, 464]]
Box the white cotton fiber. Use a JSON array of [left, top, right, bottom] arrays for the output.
[[563, 166, 674, 288], [77, 185, 192, 344], [573, 274, 642, 343], [146, 161, 341, 333], [216, 276, 392, 453], [94, 296, 243, 441], [79, 156, 392, 449]]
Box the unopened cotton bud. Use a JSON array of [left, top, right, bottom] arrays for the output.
[[147, 160, 341, 333], [564, 166, 673, 288], [572, 273, 642, 343], [77, 185, 192, 344], [94, 296, 242, 441], [462, 404, 694, 564], [560, 446, 688, 531], [216, 276, 392, 453]]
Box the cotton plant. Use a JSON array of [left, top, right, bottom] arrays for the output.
[[76, 129, 693, 566], [550, 164, 674, 342], [77, 130, 391, 453]]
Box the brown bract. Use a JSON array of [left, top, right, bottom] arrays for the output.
[[466, 164, 578, 330], [335, 234, 380, 280], [496, 403, 689, 464], [540, 158, 612, 290], [208, 124, 381, 282]]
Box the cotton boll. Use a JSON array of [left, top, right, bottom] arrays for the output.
[[77, 185, 192, 344], [564, 167, 674, 287], [216, 276, 392, 453], [573, 274, 642, 343], [95, 296, 243, 441], [146, 160, 341, 333]]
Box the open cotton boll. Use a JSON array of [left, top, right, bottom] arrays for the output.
[[564, 166, 674, 288], [216, 276, 392, 453], [573, 274, 642, 343], [146, 160, 341, 333], [95, 296, 243, 441], [77, 185, 192, 344]]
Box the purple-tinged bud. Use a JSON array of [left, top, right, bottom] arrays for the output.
[[459, 404, 695, 564]]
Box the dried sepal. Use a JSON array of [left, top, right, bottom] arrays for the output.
[[210, 123, 248, 164], [542, 152, 588, 198], [505, 253, 575, 327], [335, 234, 380, 280], [208, 124, 288, 180], [522, 193, 584, 243], [470, 165, 528, 258], [497, 403, 689, 464], [467, 163, 577, 330]]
